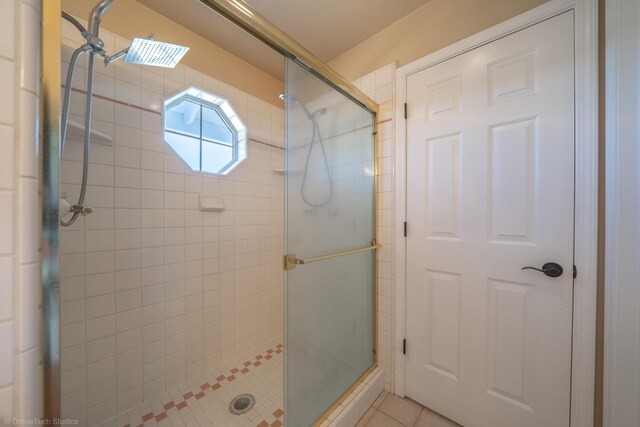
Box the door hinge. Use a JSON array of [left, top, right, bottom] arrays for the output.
[[402, 338, 407, 355], [403, 221, 407, 237], [573, 265, 577, 279], [404, 102, 407, 119]]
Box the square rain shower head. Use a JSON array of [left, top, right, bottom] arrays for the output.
[[124, 37, 190, 68]]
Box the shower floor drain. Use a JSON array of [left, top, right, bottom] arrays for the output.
[[229, 394, 255, 415]]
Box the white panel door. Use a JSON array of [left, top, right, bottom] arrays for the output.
[[405, 12, 574, 427]]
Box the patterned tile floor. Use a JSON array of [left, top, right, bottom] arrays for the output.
[[102, 342, 284, 427]]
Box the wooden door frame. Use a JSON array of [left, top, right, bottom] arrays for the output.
[[393, 1, 598, 426]]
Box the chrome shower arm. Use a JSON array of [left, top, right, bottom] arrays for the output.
[[103, 47, 129, 66], [88, 0, 115, 36]]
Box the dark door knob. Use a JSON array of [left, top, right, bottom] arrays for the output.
[[521, 262, 563, 277]]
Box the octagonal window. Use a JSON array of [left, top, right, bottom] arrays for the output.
[[163, 87, 247, 175]]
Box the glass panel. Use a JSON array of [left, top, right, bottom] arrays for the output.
[[202, 140, 233, 173], [285, 71, 375, 257], [286, 252, 375, 427], [285, 58, 376, 427], [202, 106, 234, 144], [164, 99, 201, 138], [164, 132, 201, 171]]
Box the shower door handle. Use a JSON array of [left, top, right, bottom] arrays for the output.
[[284, 241, 381, 271]]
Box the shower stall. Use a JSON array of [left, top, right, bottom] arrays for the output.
[[42, 1, 379, 425]]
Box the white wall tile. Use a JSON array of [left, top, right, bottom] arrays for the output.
[[0, 322, 13, 387], [141, 70, 163, 93], [15, 347, 41, 419], [115, 61, 140, 87], [93, 72, 115, 99], [116, 349, 141, 374], [0, 1, 15, 60], [114, 167, 140, 189], [115, 104, 140, 129], [87, 338, 115, 368], [17, 263, 38, 351], [141, 150, 163, 172], [60, 300, 84, 326], [19, 3, 39, 94], [0, 60, 15, 125], [87, 398, 116, 426], [18, 178, 38, 264], [116, 308, 141, 333], [87, 356, 116, 386], [61, 322, 85, 349], [115, 188, 140, 208], [115, 209, 140, 229], [0, 385, 12, 419], [0, 257, 13, 321], [114, 146, 140, 169], [115, 80, 141, 106], [87, 163, 114, 187], [82, 230, 112, 253], [87, 377, 116, 409], [0, 192, 14, 255], [116, 289, 141, 313], [83, 273, 113, 299], [85, 251, 115, 275], [0, 127, 14, 190], [86, 315, 115, 342], [115, 229, 140, 250], [115, 125, 140, 149], [86, 294, 116, 319]]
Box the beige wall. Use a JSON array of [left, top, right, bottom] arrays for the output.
[[61, 0, 283, 106], [329, 0, 548, 81]]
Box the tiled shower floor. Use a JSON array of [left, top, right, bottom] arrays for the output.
[[100, 343, 284, 427]]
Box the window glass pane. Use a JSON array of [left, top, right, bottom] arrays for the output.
[[164, 132, 200, 170], [165, 99, 201, 138], [202, 141, 233, 173], [202, 107, 234, 144], [163, 88, 246, 175]]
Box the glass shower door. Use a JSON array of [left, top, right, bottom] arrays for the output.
[[284, 58, 377, 427]]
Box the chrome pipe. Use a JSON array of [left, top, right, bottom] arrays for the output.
[[88, 0, 115, 36], [103, 47, 129, 66]]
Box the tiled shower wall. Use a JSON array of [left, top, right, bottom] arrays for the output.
[[59, 20, 284, 425], [0, 0, 42, 421], [352, 63, 396, 393]]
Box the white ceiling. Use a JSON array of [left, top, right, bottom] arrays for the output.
[[136, 0, 430, 80]]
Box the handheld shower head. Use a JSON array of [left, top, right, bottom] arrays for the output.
[[279, 93, 325, 119]]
